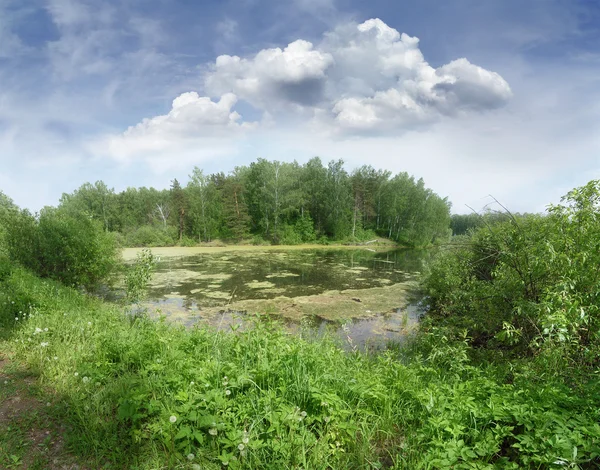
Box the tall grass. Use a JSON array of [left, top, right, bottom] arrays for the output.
[[1, 267, 599, 469]]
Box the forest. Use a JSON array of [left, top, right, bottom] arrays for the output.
[[57, 157, 451, 247]]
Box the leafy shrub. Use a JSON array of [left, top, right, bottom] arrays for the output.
[[278, 224, 303, 245], [178, 236, 197, 247], [125, 225, 176, 247], [423, 180, 600, 367], [125, 248, 156, 303], [6, 207, 120, 290]]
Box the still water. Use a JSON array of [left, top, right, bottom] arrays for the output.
[[140, 247, 429, 349]]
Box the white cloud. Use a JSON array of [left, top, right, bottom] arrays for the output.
[[93, 92, 255, 161], [206, 39, 334, 109], [204, 18, 512, 133]]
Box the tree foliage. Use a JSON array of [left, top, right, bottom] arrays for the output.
[[53, 158, 451, 247]]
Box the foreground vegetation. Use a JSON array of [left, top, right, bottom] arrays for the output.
[[1, 181, 600, 468]]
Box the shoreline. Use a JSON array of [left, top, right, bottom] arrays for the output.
[[121, 241, 401, 261]]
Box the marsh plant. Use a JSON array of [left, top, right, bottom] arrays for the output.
[[125, 248, 157, 304]]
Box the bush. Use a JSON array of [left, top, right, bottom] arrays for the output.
[[423, 180, 600, 366], [5, 207, 120, 290], [125, 225, 176, 247], [278, 224, 303, 245], [178, 236, 197, 247]]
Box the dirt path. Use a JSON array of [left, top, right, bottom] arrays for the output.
[[0, 355, 89, 470]]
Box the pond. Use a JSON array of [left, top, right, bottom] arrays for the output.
[[127, 246, 429, 349]]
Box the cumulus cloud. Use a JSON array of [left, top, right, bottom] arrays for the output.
[[204, 18, 512, 133], [94, 92, 254, 160], [205, 40, 334, 108], [96, 17, 512, 163]]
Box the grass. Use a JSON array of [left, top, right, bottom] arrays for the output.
[[1, 267, 599, 469]]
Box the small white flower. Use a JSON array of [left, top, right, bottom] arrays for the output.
[[225, 390, 231, 396], [208, 428, 217, 436], [190, 381, 194, 385], [238, 443, 245, 451], [53, 356, 58, 360], [74, 372, 79, 377], [324, 416, 331, 423], [192, 465, 201, 470], [95, 382, 101, 387], [87, 322, 91, 326], [46, 402, 51, 407], [44, 328, 48, 332], [187, 453, 195, 461], [169, 415, 177, 423], [242, 436, 249, 444], [14, 317, 18, 321], [82, 376, 90, 383], [40, 342, 49, 347], [35, 327, 42, 334], [300, 411, 307, 418]]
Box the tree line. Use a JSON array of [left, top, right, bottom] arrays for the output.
[[58, 157, 451, 247]]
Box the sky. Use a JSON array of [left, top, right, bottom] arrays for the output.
[[1, 0, 599, 214]]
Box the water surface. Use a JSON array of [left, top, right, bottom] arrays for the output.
[[140, 247, 428, 349]]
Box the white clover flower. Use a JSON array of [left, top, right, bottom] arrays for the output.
[[242, 436, 249, 444], [190, 381, 194, 385], [82, 376, 90, 383], [169, 415, 177, 423], [187, 453, 195, 461], [300, 411, 307, 418], [74, 372, 79, 377], [238, 443, 245, 451], [35, 327, 42, 334], [87, 322, 91, 326], [191, 465, 201, 470], [53, 356, 58, 360], [324, 416, 331, 423], [14, 317, 18, 321], [40, 342, 49, 347], [44, 328, 48, 332], [46, 402, 51, 407], [208, 428, 217, 436], [225, 390, 231, 396]]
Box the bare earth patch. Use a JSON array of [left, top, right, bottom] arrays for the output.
[[0, 356, 91, 470]]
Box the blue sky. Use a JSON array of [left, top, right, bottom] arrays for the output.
[[1, 0, 599, 214]]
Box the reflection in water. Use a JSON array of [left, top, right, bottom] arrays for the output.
[[142, 248, 428, 349]]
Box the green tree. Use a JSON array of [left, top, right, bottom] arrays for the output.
[[187, 168, 221, 242], [60, 181, 118, 232], [170, 179, 186, 242]]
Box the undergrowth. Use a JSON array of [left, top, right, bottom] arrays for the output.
[[1, 267, 599, 469]]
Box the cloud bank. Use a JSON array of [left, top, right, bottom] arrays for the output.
[[96, 17, 511, 160]]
